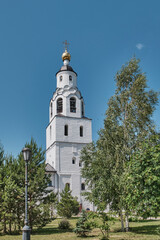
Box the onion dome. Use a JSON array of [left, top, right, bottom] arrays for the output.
[[62, 49, 71, 62]]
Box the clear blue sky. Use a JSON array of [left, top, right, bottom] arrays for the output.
[[0, 0, 160, 157]]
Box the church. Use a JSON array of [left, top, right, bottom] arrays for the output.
[[45, 44, 93, 210]]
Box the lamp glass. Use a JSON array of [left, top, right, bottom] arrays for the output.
[[22, 148, 31, 161]]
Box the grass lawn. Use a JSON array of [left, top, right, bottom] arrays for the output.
[[0, 218, 160, 240]]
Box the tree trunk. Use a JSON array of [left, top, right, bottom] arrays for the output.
[[125, 212, 129, 232], [3, 215, 7, 233], [9, 218, 11, 234], [17, 211, 21, 231], [120, 210, 124, 232]]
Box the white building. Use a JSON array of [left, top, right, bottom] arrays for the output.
[[46, 47, 93, 210]]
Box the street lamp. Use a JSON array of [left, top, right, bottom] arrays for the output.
[[22, 147, 31, 240]]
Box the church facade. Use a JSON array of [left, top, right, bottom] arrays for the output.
[[45, 47, 93, 210]]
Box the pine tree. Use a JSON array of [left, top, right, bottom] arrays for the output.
[[2, 176, 23, 234], [17, 138, 53, 230], [57, 185, 79, 218], [0, 138, 56, 234], [74, 210, 92, 236]]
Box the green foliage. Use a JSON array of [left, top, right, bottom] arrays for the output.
[[58, 219, 71, 229], [73, 210, 92, 236], [57, 185, 79, 218], [16, 138, 53, 230], [0, 138, 57, 234], [126, 134, 160, 219], [89, 211, 115, 240], [43, 192, 58, 220], [81, 57, 159, 231]]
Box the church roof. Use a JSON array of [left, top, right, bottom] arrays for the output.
[[56, 65, 77, 76], [45, 163, 57, 173]]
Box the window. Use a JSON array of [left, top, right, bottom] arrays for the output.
[[60, 75, 63, 81], [79, 161, 82, 167], [50, 125, 52, 140], [69, 75, 72, 81], [80, 126, 83, 137], [81, 183, 85, 191], [72, 157, 76, 164], [50, 102, 53, 117], [64, 125, 68, 136], [48, 180, 52, 187], [57, 98, 63, 113], [65, 183, 70, 190], [70, 97, 76, 113], [81, 101, 84, 116]]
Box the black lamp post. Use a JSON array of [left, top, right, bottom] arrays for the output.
[[22, 147, 31, 240]]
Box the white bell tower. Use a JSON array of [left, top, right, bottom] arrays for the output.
[[46, 43, 92, 210]]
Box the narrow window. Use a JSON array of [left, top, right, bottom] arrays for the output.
[[81, 101, 84, 116], [72, 157, 76, 164], [80, 126, 83, 137], [50, 125, 52, 140], [48, 180, 52, 187], [57, 98, 63, 113], [50, 102, 53, 117], [60, 75, 63, 81], [79, 161, 82, 167], [81, 183, 85, 191], [64, 125, 68, 136], [65, 183, 70, 190], [69, 75, 72, 81], [70, 97, 76, 113]]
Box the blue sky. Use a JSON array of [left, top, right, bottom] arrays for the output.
[[0, 0, 160, 157]]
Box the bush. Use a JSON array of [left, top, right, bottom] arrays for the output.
[[58, 219, 71, 230]]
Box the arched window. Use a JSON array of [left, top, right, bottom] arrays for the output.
[[65, 183, 70, 190], [60, 75, 63, 81], [70, 97, 76, 113], [81, 101, 84, 116], [79, 161, 82, 167], [69, 75, 72, 81], [72, 157, 76, 164], [50, 102, 53, 117], [57, 98, 63, 113], [64, 125, 68, 136], [81, 183, 85, 191], [80, 126, 83, 137]]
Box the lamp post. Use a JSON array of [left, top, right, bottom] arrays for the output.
[[22, 147, 31, 240]]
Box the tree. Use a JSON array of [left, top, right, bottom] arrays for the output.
[[89, 210, 115, 240], [57, 185, 79, 218], [16, 138, 53, 230], [74, 210, 92, 236], [0, 144, 6, 233], [2, 176, 23, 234], [43, 192, 58, 220], [81, 57, 158, 231], [0, 138, 56, 234], [126, 134, 160, 219]]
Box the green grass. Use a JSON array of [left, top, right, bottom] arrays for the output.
[[0, 218, 160, 240]]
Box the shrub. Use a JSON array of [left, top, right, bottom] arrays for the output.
[[58, 219, 71, 230]]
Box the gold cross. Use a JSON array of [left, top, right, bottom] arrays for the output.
[[63, 40, 70, 51]]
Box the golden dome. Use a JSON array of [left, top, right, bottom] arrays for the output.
[[62, 49, 71, 61]]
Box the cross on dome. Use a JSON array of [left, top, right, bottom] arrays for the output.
[[63, 40, 70, 51], [62, 40, 71, 62]]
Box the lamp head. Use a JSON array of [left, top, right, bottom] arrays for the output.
[[22, 148, 31, 162]]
